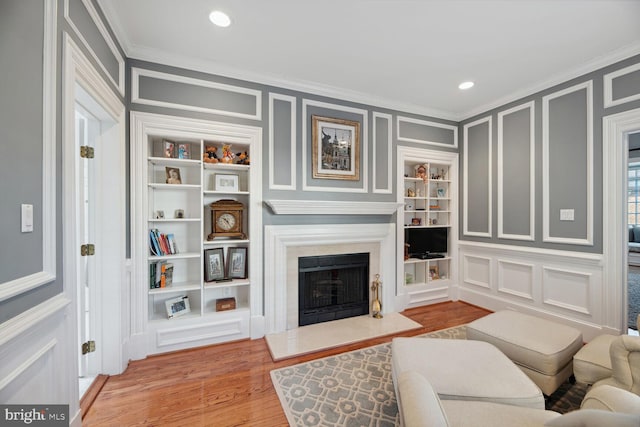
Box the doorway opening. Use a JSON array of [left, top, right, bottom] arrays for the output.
[[627, 131, 640, 335]]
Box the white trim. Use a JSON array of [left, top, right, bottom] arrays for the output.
[[0, 295, 70, 347], [0, 0, 57, 302], [541, 266, 592, 315], [265, 200, 401, 215], [604, 62, 640, 108], [603, 107, 640, 332], [268, 93, 296, 190], [0, 339, 57, 392], [396, 116, 458, 148], [497, 101, 535, 241], [131, 67, 262, 121], [63, 0, 125, 96], [463, 116, 492, 238], [458, 240, 602, 262], [301, 99, 369, 193], [373, 112, 393, 194], [542, 81, 593, 245]]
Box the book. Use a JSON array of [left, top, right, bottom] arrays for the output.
[[166, 234, 177, 254], [163, 263, 174, 287]]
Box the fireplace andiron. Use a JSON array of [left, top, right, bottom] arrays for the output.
[[371, 274, 383, 319]]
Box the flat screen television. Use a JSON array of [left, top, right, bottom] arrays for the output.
[[405, 227, 448, 256]]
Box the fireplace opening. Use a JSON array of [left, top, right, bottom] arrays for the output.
[[298, 252, 369, 326]]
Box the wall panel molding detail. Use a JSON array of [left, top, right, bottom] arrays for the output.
[[497, 101, 535, 241], [463, 116, 492, 237], [458, 241, 605, 340], [131, 68, 262, 120], [156, 318, 246, 348], [301, 99, 368, 193], [268, 93, 296, 190], [604, 62, 640, 108], [542, 81, 593, 245], [373, 112, 393, 194], [63, 0, 125, 95], [396, 116, 458, 148], [0, 0, 57, 302]]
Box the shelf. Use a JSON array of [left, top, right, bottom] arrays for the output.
[[148, 157, 201, 168], [148, 218, 200, 223], [203, 163, 250, 171], [149, 281, 202, 295], [404, 225, 451, 229], [204, 278, 250, 289], [404, 177, 451, 183], [204, 306, 250, 316], [203, 190, 250, 196], [148, 252, 201, 261], [203, 239, 250, 246], [404, 256, 451, 265], [148, 308, 202, 323], [149, 183, 201, 190]]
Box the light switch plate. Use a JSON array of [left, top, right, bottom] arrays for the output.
[[21, 204, 33, 232], [560, 209, 574, 221]]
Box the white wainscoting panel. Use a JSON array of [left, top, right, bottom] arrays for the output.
[[458, 241, 607, 340], [497, 259, 534, 301], [462, 254, 491, 289]]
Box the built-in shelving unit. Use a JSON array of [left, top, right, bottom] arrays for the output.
[[396, 146, 458, 308], [131, 112, 262, 357]]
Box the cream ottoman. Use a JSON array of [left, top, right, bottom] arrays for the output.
[[573, 334, 616, 384], [392, 337, 545, 409], [466, 311, 583, 395]]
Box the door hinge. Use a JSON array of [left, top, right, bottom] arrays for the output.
[[80, 146, 94, 159], [81, 340, 96, 355], [81, 244, 95, 256]]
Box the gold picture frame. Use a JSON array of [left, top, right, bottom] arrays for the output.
[[311, 115, 360, 180]]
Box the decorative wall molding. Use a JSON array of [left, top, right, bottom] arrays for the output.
[[396, 116, 458, 148], [265, 200, 401, 215], [463, 116, 492, 238], [0, 339, 56, 393], [497, 101, 535, 241], [604, 62, 640, 108], [458, 240, 606, 340], [156, 317, 246, 348], [301, 99, 368, 193], [64, 0, 125, 96], [269, 93, 297, 190], [542, 81, 593, 245], [131, 67, 262, 120], [373, 112, 393, 194], [0, 0, 57, 302]]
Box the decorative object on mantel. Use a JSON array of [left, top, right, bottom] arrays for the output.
[[371, 274, 382, 319], [311, 115, 360, 181]]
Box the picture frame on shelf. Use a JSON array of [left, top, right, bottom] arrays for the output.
[[227, 247, 247, 279], [165, 295, 190, 319], [411, 218, 422, 226], [311, 115, 360, 181], [204, 248, 225, 282], [174, 209, 184, 219], [177, 143, 190, 159], [429, 265, 440, 281], [215, 174, 239, 192], [437, 188, 446, 198], [155, 210, 165, 219], [163, 140, 175, 158], [165, 167, 182, 184]]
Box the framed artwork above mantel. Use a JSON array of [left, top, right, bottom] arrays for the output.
[[311, 115, 360, 181]]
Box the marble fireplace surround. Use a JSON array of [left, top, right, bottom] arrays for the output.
[[264, 223, 396, 334]]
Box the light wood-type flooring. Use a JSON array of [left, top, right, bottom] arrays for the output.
[[83, 301, 491, 426]]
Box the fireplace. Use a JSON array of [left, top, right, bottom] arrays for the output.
[[298, 253, 369, 326]]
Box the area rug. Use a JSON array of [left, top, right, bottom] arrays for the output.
[[270, 325, 587, 427], [628, 270, 640, 330]]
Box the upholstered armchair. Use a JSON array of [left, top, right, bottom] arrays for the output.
[[592, 334, 640, 395]]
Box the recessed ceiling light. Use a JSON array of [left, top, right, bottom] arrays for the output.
[[209, 11, 231, 27], [458, 81, 474, 90]]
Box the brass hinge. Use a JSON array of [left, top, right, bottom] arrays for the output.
[[81, 340, 96, 355], [80, 244, 95, 256], [80, 146, 95, 159]]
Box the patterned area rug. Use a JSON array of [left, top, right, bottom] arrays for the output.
[[270, 325, 588, 426], [629, 271, 640, 329]]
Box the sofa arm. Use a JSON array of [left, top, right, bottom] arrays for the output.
[[581, 384, 640, 414], [397, 371, 450, 427]]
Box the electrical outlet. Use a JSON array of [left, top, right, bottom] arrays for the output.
[[560, 209, 574, 221], [21, 204, 33, 232]]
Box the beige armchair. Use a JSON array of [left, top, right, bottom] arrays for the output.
[[592, 334, 640, 395]]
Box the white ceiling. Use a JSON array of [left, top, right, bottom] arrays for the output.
[[99, 0, 640, 121]]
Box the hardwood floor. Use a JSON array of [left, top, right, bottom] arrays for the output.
[[83, 301, 490, 426]]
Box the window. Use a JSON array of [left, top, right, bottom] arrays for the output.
[[628, 162, 640, 226]]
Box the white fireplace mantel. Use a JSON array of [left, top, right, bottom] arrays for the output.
[[265, 200, 402, 215], [263, 223, 396, 334]]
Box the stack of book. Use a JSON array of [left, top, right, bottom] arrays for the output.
[[149, 229, 178, 256], [149, 261, 173, 289]]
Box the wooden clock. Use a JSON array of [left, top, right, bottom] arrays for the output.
[[208, 199, 246, 240]]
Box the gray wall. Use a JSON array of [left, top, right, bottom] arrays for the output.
[[461, 53, 640, 253], [0, 0, 125, 323]]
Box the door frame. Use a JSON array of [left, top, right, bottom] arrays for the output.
[[62, 32, 126, 395], [603, 107, 640, 333]]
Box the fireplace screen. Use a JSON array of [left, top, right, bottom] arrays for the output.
[[298, 253, 369, 326]]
